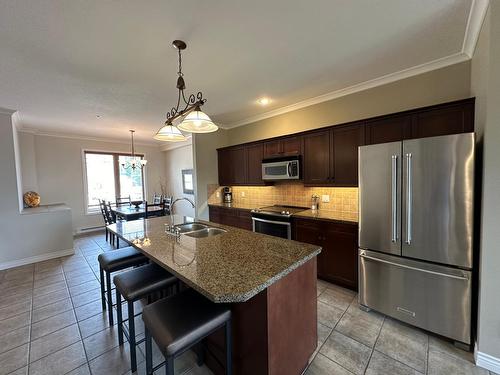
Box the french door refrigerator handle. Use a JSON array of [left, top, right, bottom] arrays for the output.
[[391, 155, 398, 243], [359, 253, 469, 281], [405, 153, 412, 245]]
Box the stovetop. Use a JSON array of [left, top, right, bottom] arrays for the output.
[[251, 205, 309, 217]]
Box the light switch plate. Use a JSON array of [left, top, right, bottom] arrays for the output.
[[321, 195, 330, 203]]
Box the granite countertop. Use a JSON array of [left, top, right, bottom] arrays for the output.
[[107, 215, 321, 303], [293, 209, 358, 224], [208, 202, 256, 211]]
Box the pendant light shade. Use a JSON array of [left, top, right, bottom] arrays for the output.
[[178, 108, 218, 133], [153, 123, 187, 142]]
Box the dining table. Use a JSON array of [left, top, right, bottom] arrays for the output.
[[111, 203, 163, 221]]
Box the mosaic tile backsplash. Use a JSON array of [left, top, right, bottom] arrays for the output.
[[208, 182, 359, 221]]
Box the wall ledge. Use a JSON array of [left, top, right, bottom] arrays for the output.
[[20, 203, 71, 215], [0, 248, 75, 270], [476, 351, 500, 374]]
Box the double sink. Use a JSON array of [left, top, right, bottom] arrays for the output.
[[173, 222, 227, 238]]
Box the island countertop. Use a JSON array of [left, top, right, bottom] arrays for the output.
[[107, 215, 321, 303]]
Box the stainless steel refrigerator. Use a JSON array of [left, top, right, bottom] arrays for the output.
[[358, 132, 474, 346]]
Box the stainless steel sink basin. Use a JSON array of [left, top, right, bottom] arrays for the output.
[[184, 227, 227, 238], [174, 223, 208, 233]]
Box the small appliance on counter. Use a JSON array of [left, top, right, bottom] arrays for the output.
[[223, 187, 233, 204], [311, 195, 320, 210]]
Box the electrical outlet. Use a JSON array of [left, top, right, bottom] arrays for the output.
[[216, 191, 220, 198], [241, 191, 246, 197], [321, 194, 330, 203]]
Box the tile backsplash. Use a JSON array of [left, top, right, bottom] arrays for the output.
[[208, 182, 359, 221]]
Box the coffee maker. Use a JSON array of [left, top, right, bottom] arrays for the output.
[[223, 187, 233, 204]]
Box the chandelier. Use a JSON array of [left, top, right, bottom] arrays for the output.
[[122, 130, 147, 170], [154, 40, 218, 142]]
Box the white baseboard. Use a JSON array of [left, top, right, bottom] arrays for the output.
[[476, 351, 500, 374], [0, 248, 75, 270]]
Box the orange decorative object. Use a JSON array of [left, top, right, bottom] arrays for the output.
[[23, 191, 41, 207]]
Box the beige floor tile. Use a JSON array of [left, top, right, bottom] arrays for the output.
[[83, 325, 122, 360], [306, 353, 354, 375], [318, 322, 333, 347], [32, 297, 73, 323], [28, 341, 87, 375], [366, 350, 422, 375], [29, 323, 81, 363], [69, 279, 101, 297], [33, 280, 67, 297], [428, 349, 489, 375], [0, 325, 30, 354], [33, 273, 65, 289], [375, 318, 428, 373], [32, 287, 70, 309], [428, 335, 475, 363], [320, 331, 371, 375], [78, 312, 114, 339], [318, 287, 355, 311], [74, 299, 104, 321], [0, 291, 32, 311], [89, 344, 135, 375], [317, 300, 344, 328], [66, 364, 91, 375], [31, 309, 76, 340], [71, 287, 101, 308], [335, 303, 384, 347], [0, 311, 30, 336], [0, 343, 29, 375]]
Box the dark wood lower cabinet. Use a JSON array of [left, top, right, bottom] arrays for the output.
[[293, 217, 358, 290], [208, 205, 252, 231]]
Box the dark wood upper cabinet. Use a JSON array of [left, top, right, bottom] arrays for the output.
[[217, 148, 232, 186], [246, 143, 264, 185], [218, 147, 246, 186], [303, 130, 332, 185], [410, 100, 474, 139], [332, 123, 365, 186], [263, 135, 303, 158], [365, 114, 412, 145]]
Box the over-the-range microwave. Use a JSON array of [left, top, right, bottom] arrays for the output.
[[261, 156, 300, 181]]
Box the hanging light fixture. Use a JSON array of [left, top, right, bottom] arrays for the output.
[[154, 40, 218, 141], [122, 130, 147, 170]]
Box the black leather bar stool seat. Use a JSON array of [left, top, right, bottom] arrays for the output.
[[98, 246, 147, 325], [114, 263, 178, 373], [142, 289, 232, 375]]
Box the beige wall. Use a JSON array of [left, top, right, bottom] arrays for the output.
[[18, 132, 167, 233], [164, 145, 195, 217], [226, 61, 471, 145], [0, 111, 73, 269], [473, 2, 500, 365]]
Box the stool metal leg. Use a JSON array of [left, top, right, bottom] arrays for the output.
[[165, 356, 174, 375], [226, 320, 232, 375], [105, 271, 114, 325], [116, 289, 124, 345], [99, 266, 106, 311], [128, 301, 137, 372], [145, 327, 153, 375]]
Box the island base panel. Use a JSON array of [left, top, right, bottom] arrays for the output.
[[205, 258, 318, 375]]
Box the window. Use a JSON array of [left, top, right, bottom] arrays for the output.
[[84, 151, 145, 212], [182, 169, 194, 195]]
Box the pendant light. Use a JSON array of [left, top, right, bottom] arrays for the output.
[[154, 40, 218, 141], [122, 130, 147, 170]]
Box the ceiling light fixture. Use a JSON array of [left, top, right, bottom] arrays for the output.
[[122, 130, 147, 170], [257, 97, 271, 105], [154, 40, 218, 141]]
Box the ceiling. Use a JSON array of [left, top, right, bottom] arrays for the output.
[[0, 0, 479, 144]]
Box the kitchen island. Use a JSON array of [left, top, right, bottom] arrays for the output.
[[107, 215, 321, 375]]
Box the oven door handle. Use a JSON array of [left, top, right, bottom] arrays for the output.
[[252, 217, 292, 226]]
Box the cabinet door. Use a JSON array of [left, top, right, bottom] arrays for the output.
[[218, 207, 240, 227], [217, 149, 232, 186], [365, 115, 412, 145], [411, 100, 474, 139], [323, 223, 358, 290], [228, 147, 247, 185], [294, 219, 326, 276], [263, 140, 282, 158], [332, 123, 365, 186], [281, 136, 303, 156], [208, 206, 221, 224], [246, 144, 264, 185], [237, 210, 253, 231], [303, 130, 332, 185]]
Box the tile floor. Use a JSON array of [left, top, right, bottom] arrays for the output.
[[0, 232, 496, 375]]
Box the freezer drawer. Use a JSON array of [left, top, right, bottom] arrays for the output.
[[359, 249, 472, 344]]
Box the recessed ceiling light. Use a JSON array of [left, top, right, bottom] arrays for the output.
[[257, 97, 271, 106]]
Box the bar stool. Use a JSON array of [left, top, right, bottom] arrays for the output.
[[113, 263, 178, 373], [98, 247, 148, 325], [142, 289, 232, 375]]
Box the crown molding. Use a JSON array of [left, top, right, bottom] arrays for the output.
[[17, 127, 161, 148], [462, 0, 490, 57], [223, 52, 470, 129]]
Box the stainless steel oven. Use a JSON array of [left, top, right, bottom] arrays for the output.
[[261, 156, 300, 181], [251, 205, 307, 239]]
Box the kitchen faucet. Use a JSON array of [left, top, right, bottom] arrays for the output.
[[166, 197, 195, 234]]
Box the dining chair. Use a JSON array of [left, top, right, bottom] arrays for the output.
[[145, 201, 166, 219], [152, 193, 162, 205], [116, 195, 131, 207], [101, 201, 117, 245], [163, 196, 173, 215]]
